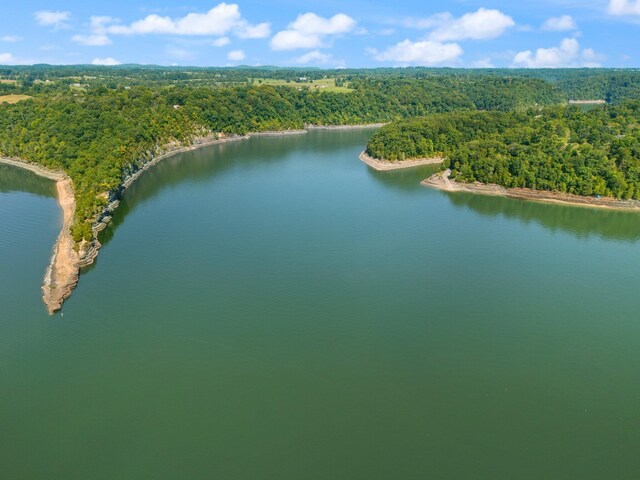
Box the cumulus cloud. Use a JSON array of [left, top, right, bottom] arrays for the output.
[[1, 36, 22, 43], [0, 53, 15, 64], [513, 38, 603, 68], [609, 0, 640, 16], [106, 3, 269, 39], [404, 9, 514, 42], [72, 34, 112, 46], [236, 23, 270, 39], [91, 57, 121, 66], [212, 37, 231, 47], [70, 16, 118, 46], [430, 8, 515, 41], [271, 13, 356, 50], [90, 16, 118, 32], [295, 50, 334, 64], [227, 49, 245, 61], [373, 39, 463, 65], [542, 15, 577, 31], [34, 11, 71, 29]]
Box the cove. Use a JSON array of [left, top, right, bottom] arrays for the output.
[[2, 129, 640, 479]]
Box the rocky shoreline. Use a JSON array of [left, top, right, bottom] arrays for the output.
[[0, 157, 84, 313], [359, 151, 444, 171], [423, 169, 640, 211], [307, 123, 387, 130], [2, 123, 386, 314]]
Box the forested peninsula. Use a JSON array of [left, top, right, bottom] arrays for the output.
[[367, 102, 640, 204], [2, 66, 640, 312]]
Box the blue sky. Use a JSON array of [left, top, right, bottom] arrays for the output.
[[0, 0, 638, 68]]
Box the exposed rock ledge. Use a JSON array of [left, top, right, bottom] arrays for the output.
[[423, 169, 640, 211], [3, 124, 389, 314], [359, 151, 444, 171]]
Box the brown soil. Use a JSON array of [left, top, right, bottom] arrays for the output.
[[41, 178, 80, 314], [423, 169, 640, 211]]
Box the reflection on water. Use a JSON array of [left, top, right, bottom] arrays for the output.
[[0, 164, 56, 197], [4, 128, 640, 480], [96, 128, 640, 251], [365, 164, 440, 193], [443, 190, 640, 242], [99, 130, 380, 249]]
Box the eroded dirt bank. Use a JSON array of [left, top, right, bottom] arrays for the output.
[[423, 169, 640, 211], [0, 157, 78, 314]]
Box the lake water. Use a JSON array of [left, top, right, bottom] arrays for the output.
[[2, 129, 640, 479]]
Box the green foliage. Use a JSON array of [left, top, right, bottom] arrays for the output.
[[367, 102, 640, 199], [1, 66, 639, 241]]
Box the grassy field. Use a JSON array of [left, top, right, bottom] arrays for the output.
[[0, 94, 33, 104], [250, 77, 352, 93]]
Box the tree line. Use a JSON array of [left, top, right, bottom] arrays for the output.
[[367, 101, 640, 199]]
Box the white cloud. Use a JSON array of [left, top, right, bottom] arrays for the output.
[[90, 16, 118, 32], [295, 50, 333, 64], [91, 57, 121, 66], [212, 37, 231, 47], [609, 0, 640, 16], [70, 16, 118, 46], [271, 30, 322, 50], [106, 3, 270, 38], [0, 53, 15, 64], [542, 15, 577, 31], [236, 22, 271, 39], [429, 8, 515, 42], [72, 34, 112, 46], [34, 11, 71, 29], [271, 13, 356, 50], [1, 36, 22, 43], [373, 39, 463, 65], [227, 49, 245, 61], [513, 38, 603, 68]]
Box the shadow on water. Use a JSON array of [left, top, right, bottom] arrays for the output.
[[362, 159, 640, 243], [94, 122, 640, 262], [0, 164, 57, 198], [93, 129, 379, 256], [443, 189, 640, 242], [366, 164, 441, 193]]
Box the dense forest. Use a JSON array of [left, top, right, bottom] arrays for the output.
[[1, 66, 640, 241], [0, 72, 568, 240], [366, 102, 640, 199], [1, 65, 640, 102]]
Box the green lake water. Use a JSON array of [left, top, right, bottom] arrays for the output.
[[2, 129, 640, 479]]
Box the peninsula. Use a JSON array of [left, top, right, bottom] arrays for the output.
[[359, 151, 443, 171], [366, 104, 640, 208], [2, 65, 640, 312]]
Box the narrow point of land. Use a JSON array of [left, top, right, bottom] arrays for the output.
[[359, 151, 444, 171], [308, 123, 387, 131], [0, 157, 80, 313], [42, 178, 80, 314], [423, 169, 640, 212], [2, 123, 386, 314]]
